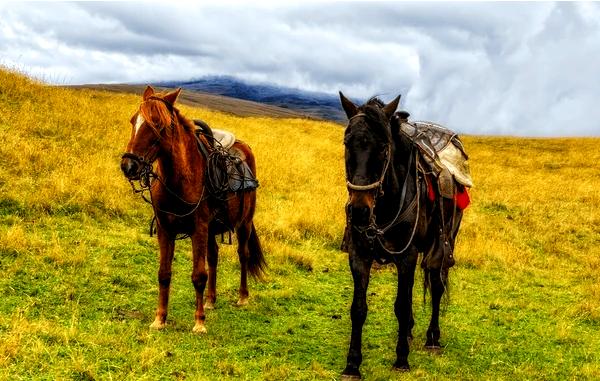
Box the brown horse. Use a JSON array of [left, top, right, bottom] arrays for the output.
[[120, 86, 265, 334]]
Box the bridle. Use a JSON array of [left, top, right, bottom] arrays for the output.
[[345, 113, 393, 194], [345, 112, 421, 259], [120, 96, 175, 170]]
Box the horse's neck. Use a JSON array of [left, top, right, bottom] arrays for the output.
[[156, 122, 204, 195], [378, 140, 414, 211]]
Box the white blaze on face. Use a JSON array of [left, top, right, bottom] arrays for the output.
[[134, 114, 145, 136]]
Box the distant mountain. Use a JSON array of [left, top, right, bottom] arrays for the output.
[[157, 76, 347, 122], [73, 83, 310, 120]]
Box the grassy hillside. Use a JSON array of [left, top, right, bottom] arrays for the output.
[[0, 68, 599, 380]]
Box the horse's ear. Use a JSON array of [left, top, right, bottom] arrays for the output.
[[339, 91, 358, 119], [383, 95, 401, 119], [163, 88, 182, 105], [143, 85, 155, 100]]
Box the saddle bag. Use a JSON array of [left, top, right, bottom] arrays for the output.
[[193, 121, 259, 197]]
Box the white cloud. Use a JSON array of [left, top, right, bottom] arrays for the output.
[[0, 1, 598, 136]]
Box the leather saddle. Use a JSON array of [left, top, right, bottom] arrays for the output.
[[193, 120, 259, 195], [393, 111, 473, 198]]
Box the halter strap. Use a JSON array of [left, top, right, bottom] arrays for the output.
[[346, 145, 392, 193], [346, 181, 382, 191], [348, 112, 366, 121]]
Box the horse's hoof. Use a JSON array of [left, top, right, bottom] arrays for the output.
[[236, 297, 249, 306], [204, 301, 215, 310], [149, 319, 166, 330], [192, 323, 207, 334], [425, 344, 442, 352], [341, 366, 361, 381], [392, 361, 410, 372]]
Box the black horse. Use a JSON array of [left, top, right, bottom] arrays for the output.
[[339, 93, 464, 379]]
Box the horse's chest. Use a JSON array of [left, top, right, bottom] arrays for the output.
[[157, 213, 195, 234]]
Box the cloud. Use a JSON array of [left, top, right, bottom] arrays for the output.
[[0, 2, 598, 136]]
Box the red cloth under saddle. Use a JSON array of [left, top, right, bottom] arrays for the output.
[[426, 175, 470, 210], [455, 186, 470, 210]]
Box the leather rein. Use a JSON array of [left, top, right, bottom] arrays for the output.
[[346, 113, 421, 258]]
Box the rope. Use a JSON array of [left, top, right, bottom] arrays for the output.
[[195, 129, 258, 201], [349, 148, 421, 258]]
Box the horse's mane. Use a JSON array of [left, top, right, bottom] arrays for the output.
[[366, 96, 385, 108], [139, 93, 195, 136], [360, 96, 412, 154], [357, 97, 391, 141]]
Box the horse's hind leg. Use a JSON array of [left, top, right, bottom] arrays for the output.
[[426, 210, 461, 348], [204, 233, 218, 310], [150, 227, 175, 330], [394, 250, 418, 371], [235, 223, 251, 306], [190, 224, 209, 334]]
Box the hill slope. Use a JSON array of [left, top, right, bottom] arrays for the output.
[[71, 83, 313, 120], [158, 76, 347, 122], [1, 68, 599, 380]]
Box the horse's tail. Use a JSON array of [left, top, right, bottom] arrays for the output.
[[247, 222, 266, 280], [422, 266, 450, 308]]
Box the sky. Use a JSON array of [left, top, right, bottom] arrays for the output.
[[1, 1, 599, 136]]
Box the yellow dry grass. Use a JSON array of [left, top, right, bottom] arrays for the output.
[[1, 66, 599, 302]]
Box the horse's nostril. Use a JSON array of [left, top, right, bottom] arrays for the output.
[[349, 205, 372, 226], [121, 159, 139, 178]]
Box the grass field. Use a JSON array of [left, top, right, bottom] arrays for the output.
[[0, 68, 599, 380]]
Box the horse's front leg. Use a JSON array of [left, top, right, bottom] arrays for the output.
[[394, 250, 417, 370], [191, 223, 209, 334], [150, 226, 175, 330], [341, 251, 373, 380], [425, 267, 445, 349]]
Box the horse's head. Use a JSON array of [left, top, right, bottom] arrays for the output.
[[121, 86, 181, 180], [340, 92, 400, 227]]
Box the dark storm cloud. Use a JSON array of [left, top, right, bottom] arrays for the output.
[[0, 2, 598, 136]]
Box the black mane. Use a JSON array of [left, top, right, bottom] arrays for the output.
[[356, 97, 391, 141]]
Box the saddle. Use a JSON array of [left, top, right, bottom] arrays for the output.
[[193, 120, 259, 195], [393, 111, 473, 199]]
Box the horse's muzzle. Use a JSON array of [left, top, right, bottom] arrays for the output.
[[121, 156, 141, 180], [347, 204, 372, 227]]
